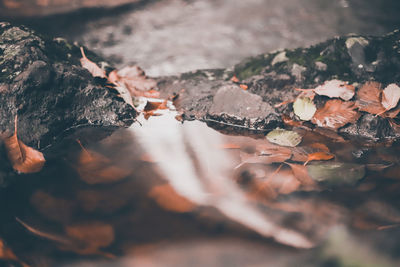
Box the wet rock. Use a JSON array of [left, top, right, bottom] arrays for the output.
[[158, 29, 400, 140], [206, 85, 280, 131], [0, 22, 137, 151]]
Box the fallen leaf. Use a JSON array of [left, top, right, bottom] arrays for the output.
[[80, 47, 106, 78], [0, 238, 29, 267], [312, 99, 360, 129], [381, 83, 400, 111], [219, 143, 241, 149], [286, 163, 317, 188], [231, 75, 240, 83], [143, 110, 163, 120], [282, 114, 303, 127], [4, 116, 45, 173], [356, 81, 386, 115], [314, 79, 355, 101], [266, 128, 302, 147], [309, 143, 330, 152], [293, 97, 317, 121], [307, 162, 365, 187], [240, 84, 248, 90], [64, 222, 115, 256], [304, 151, 334, 165], [148, 184, 195, 213], [75, 141, 130, 184], [143, 100, 168, 112]]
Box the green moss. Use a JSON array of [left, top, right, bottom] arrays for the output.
[[234, 54, 272, 80]]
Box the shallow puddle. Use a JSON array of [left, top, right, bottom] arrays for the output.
[[1, 109, 400, 266]]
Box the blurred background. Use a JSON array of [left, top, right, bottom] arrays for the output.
[[1, 0, 400, 76]]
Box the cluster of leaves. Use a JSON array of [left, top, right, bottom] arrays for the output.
[[290, 79, 400, 130], [80, 47, 176, 120]]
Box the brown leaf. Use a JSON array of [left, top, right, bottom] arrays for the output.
[[64, 222, 115, 256], [309, 143, 330, 152], [356, 81, 386, 114], [381, 83, 400, 111], [286, 163, 317, 188], [115, 65, 157, 92], [75, 141, 130, 184], [80, 47, 106, 78], [312, 99, 360, 129], [4, 116, 45, 173], [148, 184, 195, 213], [314, 79, 355, 101], [143, 100, 168, 112]]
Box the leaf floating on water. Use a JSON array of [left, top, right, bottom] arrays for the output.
[[307, 162, 365, 187], [293, 97, 316, 121], [304, 151, 334, 165], [266, 128, 302, 147], [80, 47, 106, 78], [4, 116, 45, 173], [314, 79, 355, 101], [356, 81, 386, 115], [148, 184, 195, 213], [312, 99, 360, 129], [381, 83, 400, 111]]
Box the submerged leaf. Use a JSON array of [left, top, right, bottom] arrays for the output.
[[314, 79, 355, 101], [293, 97, 316, 121], [266, 128, 302, 147], [307, 162, 365, 186], [80, 47, 106, 78], [381, 83, 400, 111], [286, 163, 317, 188], [4, 117, 45, 173], [148, 184, 195, 213], [356, 81, 386, 115], [312, 99, 360, 129]]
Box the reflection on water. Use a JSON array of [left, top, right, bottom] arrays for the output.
[[1, 110, 400, 266]]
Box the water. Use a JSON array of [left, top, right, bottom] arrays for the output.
[[1, 109, 400, 266]]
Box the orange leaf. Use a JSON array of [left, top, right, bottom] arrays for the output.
[[230, 75, 240, 83], [240, 84, 248, 90], [304, 151, 334, 165], [219, 143, 241, 149], [80, 47, 106, 78], [148, 184, 195, 213], [356, 81, 386, 115], [4, 116, 45, 173], [312, 99, 360, 129]]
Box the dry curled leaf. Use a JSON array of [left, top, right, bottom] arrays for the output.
[[381, 83, 400, 111], [312, 99, 360, 129], [148, 184, 195, 213], [356, 81, 386, 115], [4, 117, 45, 173], [143, 100, 168, 112], [314, 79, 355, 101], [80, 47, 106, 78]]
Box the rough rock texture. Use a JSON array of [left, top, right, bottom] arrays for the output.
[[158, 30, 400, 141], [0, 22, 137, 150]]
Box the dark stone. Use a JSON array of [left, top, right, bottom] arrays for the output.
[[0, 22, 137, 151]]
